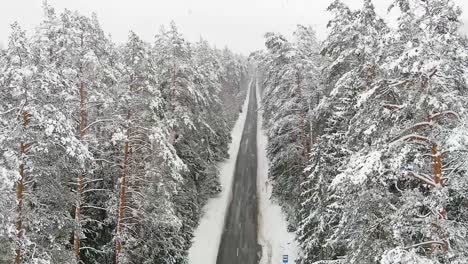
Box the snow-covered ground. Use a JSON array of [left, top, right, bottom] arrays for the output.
[[256, 79, 299, 264], [188, 80, 251, 264]]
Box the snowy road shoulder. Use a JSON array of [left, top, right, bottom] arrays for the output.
[[256, 78, 299, 264], [188, 80, 251, 264]]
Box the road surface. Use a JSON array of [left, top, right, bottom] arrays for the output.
[[216, 82, 260, 264]]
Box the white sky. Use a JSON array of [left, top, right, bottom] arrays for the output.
[[0, 0, 467, 54]]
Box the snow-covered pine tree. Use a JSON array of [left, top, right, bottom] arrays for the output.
[[1, 5, 249, 263], [154, 22, 200, 144], [375, 0, 468, 262], [298, 0, 389, 262], [261, 31, 306, 220], [113, 30, 187, 264], [0, 34, 11, 264], [218, 47, 249, 125], [32, 5, 119, 262], [0, 20, 94, 263], [181, 39, 232, 194], [0, 22, 36, 264], [298, 1, 359, 261], [258, 25, 321, 224], [295, 0, 468, 263]]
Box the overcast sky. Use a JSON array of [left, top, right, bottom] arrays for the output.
[[0, 0, 467, 54]]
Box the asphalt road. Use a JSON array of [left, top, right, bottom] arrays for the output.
[[216, 82, 260, 264]]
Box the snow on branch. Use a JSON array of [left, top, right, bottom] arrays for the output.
[[79, 247, 106, 253], [391, 134, 433, 145], [82, 119, 114, 134], [311, 260, 345, 264], [406, 171, 437, 187], [388, 79, 414, 88], [382, 103, 404, 111], [0, 107, 20, 115], [403, 240, 446, 250], [402, 122, 434, 134], [428, 111, 460, 122]]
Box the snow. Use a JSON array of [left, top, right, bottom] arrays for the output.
[[364, 124, 376, 135], [0, 167, 15, 190], [188, 80, 251, 264], [380, 248, 434, 264], [256, 79, 300, 264], [445, 122, 468, 152], [331, 150, 382, 188], [356, 86, 377, 108]]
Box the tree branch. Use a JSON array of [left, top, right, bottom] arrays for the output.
[[392, 134, 433, 145], [403, 240, 445, 249], [406, 171, 437, 187], [82, 119, 114, 134]]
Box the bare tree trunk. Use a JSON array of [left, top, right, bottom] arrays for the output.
[[432, 144, 443, 185], [74, 81, 87, 262], [431, 143, 448, 252], [15, 111, 30, 264], [115, 110, 131, 264]]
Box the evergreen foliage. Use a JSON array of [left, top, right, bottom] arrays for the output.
[[0, 5, 248, 264], [255, 0, 468, 263]]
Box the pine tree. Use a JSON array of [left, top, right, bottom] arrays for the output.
[[1, 22, 35, 264], [294, 0, 468, 263], [258, 26, 322, 224], [1, 19, 93, 263], [298, 0, 389, 262], [0, 5, 249, 263], [113, 30, 187, 264], [376, 0, 468, 262], [32, 5, 119, 262]]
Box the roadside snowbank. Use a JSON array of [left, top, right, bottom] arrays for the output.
[[256, 79, 299, 264], [188, 80, 251, 264]]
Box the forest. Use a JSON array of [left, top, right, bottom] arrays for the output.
[[1, 0, 468, 263], [255, 0, 468, 263], [0, 3, 249, 264]]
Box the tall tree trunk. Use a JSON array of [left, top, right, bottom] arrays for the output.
[[74, 81, 87, 262], [431, 143, 448, 251], [115, 110, 131, 264], [429, 143, 449, 253], [15, 111, 30, 264], [432, 144, 442, 185]]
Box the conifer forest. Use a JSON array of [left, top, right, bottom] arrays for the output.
[[1, 0, 468, 264]]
